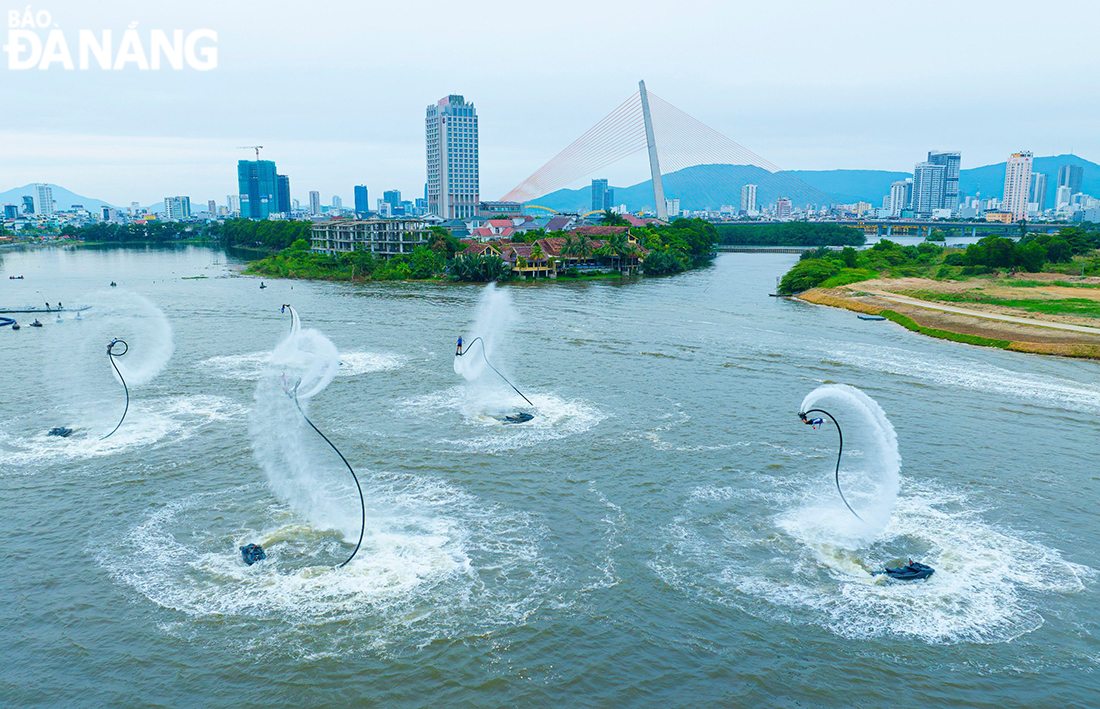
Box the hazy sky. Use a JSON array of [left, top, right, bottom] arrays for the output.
[[2, 0, 1097, 206]]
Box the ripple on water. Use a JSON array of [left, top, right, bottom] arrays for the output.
[[651, 479, 1091, 645], [0, 395, 246, 470], [401, 385, 606, 454], [99, 473, 564, 657], [199, 350, 405, 381]]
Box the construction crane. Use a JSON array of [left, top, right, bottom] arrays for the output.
[[237, 145, 263, 160]]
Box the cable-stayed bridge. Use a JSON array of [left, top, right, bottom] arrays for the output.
[[502, 81, 833, 218]]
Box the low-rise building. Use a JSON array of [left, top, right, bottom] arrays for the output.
[[311, 218, 431, 256]]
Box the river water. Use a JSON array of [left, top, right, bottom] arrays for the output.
[[1, 246, 1098, 707]]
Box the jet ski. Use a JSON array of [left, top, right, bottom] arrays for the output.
[[30, 319, 42, 327], [873, 559, 934, 581], [110, 281, 117, 287], [240, 544, 266, 565], [259, 281, 267, 289], [48, 427, 73, 437], [500, 412, 534, 424]]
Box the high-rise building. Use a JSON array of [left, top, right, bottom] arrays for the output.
[[1056, 185, 1073, 209], [207, 199, 217, 215], [776, 197, 792, 219], [740, 184, 758, 214], [308, 191, 321, 215], [889, 179, 913, 217], [354, 185, 369, 216], [665, 198, 680, 218], [22, 196, 34, 214], [927, 151, 961, 210], [591, 179, 614, 212], [101, 206, 111, 221], [1002, 151, 1034, 222], [426, 94, 479, 219], [912, 162, 946, 217], [1058, 164, 1083, 195], [383, 190, 402, 214], [332, 195, 343, 212], [164, 196, 191, 220], [1030, 172, 1048, 211], [227, 194, 240, 215], [34, 183, 55, 216], [276, 174, 291, 214], [3, 204, 18, 219], [237, 160, 278, 219]]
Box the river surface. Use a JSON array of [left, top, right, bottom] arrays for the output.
[[1, 246, 1098, 708]]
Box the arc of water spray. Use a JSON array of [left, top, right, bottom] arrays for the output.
[[282, 305, 365, 569], [102, 338, 129, 440], [799, 408, 863, 522], [458, 336, 533, 407]]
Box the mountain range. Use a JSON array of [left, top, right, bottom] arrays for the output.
[[3, 154, 1098, 217], [532, 154, 1100, 213]]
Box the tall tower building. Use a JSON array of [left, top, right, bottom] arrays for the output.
[[1058, 164, 1083, 195], [207, 199, 217, 215], [276, 175, 291, 214], [354, 185, 369, 216], [1030, 172, 1048, 211], [332, 195, 342, 211], [1002, 151, 1034, 222], [740, 184, 757, 214], [776, 197, 792, 219], [912, 162, 946, 217], [591, 179, 613, 212], [426, 94, 480, 219], [383, 189, 402, 215], [927, 151, 961, 210], [308, 191, 321, 215], [889, 179, 912, 217], [33, 183, 55, 216], [237, 160, 278, 219], [164, 196, 191, 220]]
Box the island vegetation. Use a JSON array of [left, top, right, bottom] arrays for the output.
[[716, 222, 865, 247], [244, 218, 718, 283], [779, 225, 1100, 359]]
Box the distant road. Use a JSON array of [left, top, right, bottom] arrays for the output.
[[864, 290, 1100, 335]]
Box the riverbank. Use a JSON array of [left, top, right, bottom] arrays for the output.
[[799, 274, 1100, 358]]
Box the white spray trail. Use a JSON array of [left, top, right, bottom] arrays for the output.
[[785, 384, 900, 549], [453, 283, 529, 414], [249, 309, 361, 540]]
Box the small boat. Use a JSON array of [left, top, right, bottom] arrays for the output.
[[501, 412, 534, 424], [48, 427, 73, 438], [30, 319, 42, 327], [110, 281, 117, 287], [873, 559, 934, 581], [858, 314, 887, 321], [8, 275, 24, 280], [240, 543, 266, 565]]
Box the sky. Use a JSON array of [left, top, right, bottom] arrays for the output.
[[1, 0, 1098, 207]]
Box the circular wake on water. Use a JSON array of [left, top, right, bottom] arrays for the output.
[[651, 384, 1089, 645], [403, 386, 606, 454], [100, 475, 563, 657]]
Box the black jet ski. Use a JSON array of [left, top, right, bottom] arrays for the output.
[[240, 544, 266, 565], [259, 281, 267, 289], [48, 427, 73, 437], [500, 413, 534, 424], [110, 281, 117, 287], [873, 559, 934, 581], [30, 319, 42, 327]]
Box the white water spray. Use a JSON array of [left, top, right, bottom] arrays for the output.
[[783, 384, 900, 548], [249, 309, 360, 541], [453, 283, 527, 415]]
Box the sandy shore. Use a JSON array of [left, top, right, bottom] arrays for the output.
[[798, 274, 1100, 359]]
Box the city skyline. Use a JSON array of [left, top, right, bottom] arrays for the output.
[[1, 0, 1098, 205]]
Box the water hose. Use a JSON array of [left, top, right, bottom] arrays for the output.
[[458, 336, 533, 407], [281, 304, 365, 569], [102, 338, 129, 440], [799, 408, 863, 521]]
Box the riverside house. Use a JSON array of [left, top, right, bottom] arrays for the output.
[[460, 226, 648, 279]]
